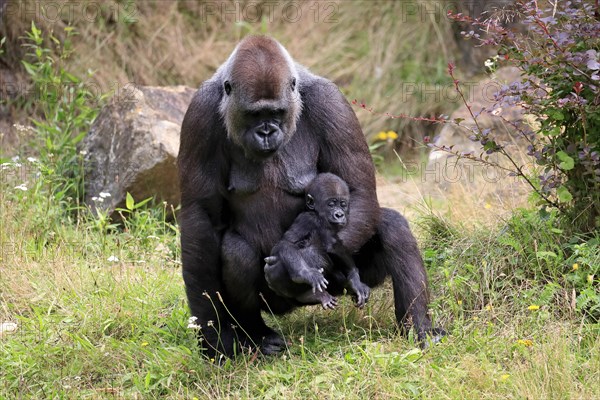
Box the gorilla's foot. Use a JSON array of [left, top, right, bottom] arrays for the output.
[[418, 327, 447, 349], [258, 330, 287, 355]]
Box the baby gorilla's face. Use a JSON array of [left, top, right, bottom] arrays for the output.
[[321, 195, 348, 227], [306, 173, 350, 228]]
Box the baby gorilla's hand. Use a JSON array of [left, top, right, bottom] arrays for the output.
[[320, 292, 338, 310], [307, 269, 329, 293]]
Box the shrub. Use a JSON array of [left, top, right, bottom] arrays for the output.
[[437, 0, 600, 233], [20, 22, 101, 212]]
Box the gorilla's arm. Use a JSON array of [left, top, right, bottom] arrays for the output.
[[178, 81, 234, 355], [269, 213, 329, 291], [302, 76, 380, 253], [280, 213, 318, 246]]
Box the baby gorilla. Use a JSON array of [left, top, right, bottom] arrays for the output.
[[264, 173, 370, 309]]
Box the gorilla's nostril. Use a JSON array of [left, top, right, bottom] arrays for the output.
[[256, 122, 279, 138]]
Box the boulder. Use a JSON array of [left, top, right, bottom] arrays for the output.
[[82, 85, 196, 215]]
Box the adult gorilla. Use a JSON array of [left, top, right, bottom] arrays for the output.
[[178, 36, 441, 357]]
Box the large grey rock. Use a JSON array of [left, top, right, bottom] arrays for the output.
[[82, 85, 195, 214]]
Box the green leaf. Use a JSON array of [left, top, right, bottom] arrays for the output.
[[21, 60, 36, 76], [543, 126, 561, 136], [536, 251, 557, 259], [144, 371, 152, 389], [547, 109, 564, 121], [134, 196, 153, 210], [557, 186, 573, 203], [556, 151, 574, 170], [125, 192, 135, 211], [31, 21, 41, 38], [483, 141, 498, 151]]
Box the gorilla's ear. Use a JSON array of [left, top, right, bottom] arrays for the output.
[[224, 81, 232, 95], [306, 194, 315, 210]]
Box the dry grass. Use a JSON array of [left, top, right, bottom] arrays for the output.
[[3, 0, 460, 154]]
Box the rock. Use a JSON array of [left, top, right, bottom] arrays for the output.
[[426, 67, 525, 188], [82, 85, 196, 215]]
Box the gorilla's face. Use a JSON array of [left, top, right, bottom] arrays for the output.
[[219, 37, 301, 161], [226, 79, 297, 159], [306, 173, 351, 230]]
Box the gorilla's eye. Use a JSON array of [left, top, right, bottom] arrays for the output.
[[224, 81, 232, 95], [291, 78, 296, 91]]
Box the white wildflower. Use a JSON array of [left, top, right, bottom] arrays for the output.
[[14, 184, 28, 191], [187, 317, 201, 329], [27, 157, 38, 163], [99, 192, 111, 198], [107, 255, 119, 262], [0, 322, 18, 336], [11, 155, 20, 162], [79, 150, 88, 156]]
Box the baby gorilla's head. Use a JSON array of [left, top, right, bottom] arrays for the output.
[[305, 173, 350, 227]]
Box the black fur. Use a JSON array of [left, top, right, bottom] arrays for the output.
[[178, 36, 443, 358], [264, 173, 370, 310]]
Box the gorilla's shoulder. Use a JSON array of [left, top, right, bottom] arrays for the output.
[[296, 65, 336, 94], [295, 65, 349, 118], [190, 78, 223, 110]]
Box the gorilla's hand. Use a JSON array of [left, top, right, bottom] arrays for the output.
[[306, 268, 329, 294], [351, 280, 371, 308], [320, 292, 338, 310]]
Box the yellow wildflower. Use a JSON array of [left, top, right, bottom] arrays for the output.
[[484, 203, 492, 209], [572, 263, 579, 271], [485, 304, 493, 311], [141, 342, 149, 347], [457, 300, 463, 305], [527, 305, 540, 311], [376, 131, 388, 141], [517, 339, 533, 347], [588, 275, 594, 284], [500, 374, 510, 382], [387, 130, 399, 140]]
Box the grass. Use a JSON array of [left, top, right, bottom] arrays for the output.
[[1, 157, 599, 399]]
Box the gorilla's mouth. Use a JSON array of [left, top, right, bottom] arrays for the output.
[[254, 135, 283, 157]]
